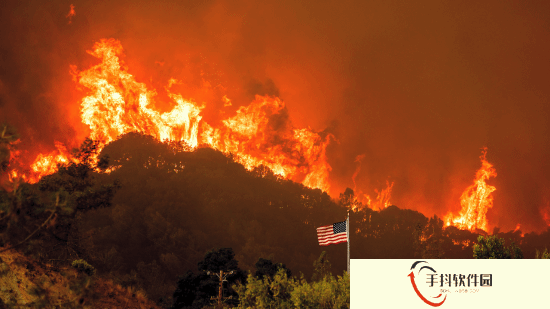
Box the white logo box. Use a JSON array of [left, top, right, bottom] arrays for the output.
[[351, 259, 550, 308]]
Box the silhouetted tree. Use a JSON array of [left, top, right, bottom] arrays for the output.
[[339, 188, 361, 211], [0, 123, 18, 174], [0, 138, 119, 267], [254, 257, 291, 279], [173, 248, 245, 309]]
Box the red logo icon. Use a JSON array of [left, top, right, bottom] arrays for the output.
[[408, 261, 447, 307]]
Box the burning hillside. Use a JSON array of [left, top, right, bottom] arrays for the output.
[[2, 0, 550, 233], [1, 39, 519, 234], [13, 39, 333, 193]]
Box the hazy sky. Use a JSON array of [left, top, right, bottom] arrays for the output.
[[2, 0, 550, 232]]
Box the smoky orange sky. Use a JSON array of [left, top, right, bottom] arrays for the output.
[[1, 0, 550, 232]]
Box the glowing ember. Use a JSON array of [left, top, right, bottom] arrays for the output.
[[66, 4, 75, 24], [444, 148, 496, 232]]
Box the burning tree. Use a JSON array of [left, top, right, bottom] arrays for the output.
[[0, 138, 119, 263]]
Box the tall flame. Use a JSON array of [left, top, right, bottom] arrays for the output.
[[444, 148, 496, 232], [349, 154, 394, 211], [359, 180, 394, 211], [77, 39, 203, 148], [21, 39, 331, 191]]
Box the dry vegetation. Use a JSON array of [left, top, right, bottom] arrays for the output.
[[0, 249, 159, 308]]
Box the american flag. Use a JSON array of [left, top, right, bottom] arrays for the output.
[[317, 221, 347, 246]]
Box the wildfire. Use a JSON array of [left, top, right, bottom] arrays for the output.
[[21, 39, 331, 192], [75, 39, 204, 149], [26, 142, 73, 183], [350, 154, 394, 211], [367, 181, 394, 211], [202, 96, 331, 191], [444, 148, 496, 232], [8, 170, 25, 183]]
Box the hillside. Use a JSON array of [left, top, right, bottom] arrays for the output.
[[0, 249, 159, 308], [1, 133, 549, 307]]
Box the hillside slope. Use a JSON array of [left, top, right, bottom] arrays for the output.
[[0, 249, 159, 308]]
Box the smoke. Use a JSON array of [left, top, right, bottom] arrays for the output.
[[2, 0, 550, 232]]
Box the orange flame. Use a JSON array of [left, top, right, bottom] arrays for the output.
[[22, 39, 331, 191], [76, 39, 204, 149], [349, 154, 393, 211], [8, 169, 25, 183], [28, 142, 73, 183], [362, 180, 394, 211], [66, 4, 75, 24], [351, 154, 366, 193], [201, 95, 332, 192], [222, 95, 232, 107], [444, 148, 496, 232]]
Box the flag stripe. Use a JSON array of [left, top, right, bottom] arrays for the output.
[[319, 238, 347, 246], [316, 220, 347, 246], [318, 234, 347, 240], [318, 235, 347, 243]]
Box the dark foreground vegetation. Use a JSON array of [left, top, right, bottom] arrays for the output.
[[0, 127, 549, 307]]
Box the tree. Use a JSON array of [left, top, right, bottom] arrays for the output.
[[338, 188, 361, 211], [173, 248, 245, 309], [34, 139, 119, 261], [198, 248, 240, 273], [235, 267, 350, 309], [0, 138, 119, 264], [535, 248, 550, 259], [0, 123, 18, 174], [255, 258, 291, 280], [172, 271, 204, 309], [235, 268, 295, 309], [473, 235, 523, 259], [312, 251, 331, 281]]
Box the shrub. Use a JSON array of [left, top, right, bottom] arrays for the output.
[[71, 259, 96, 276]]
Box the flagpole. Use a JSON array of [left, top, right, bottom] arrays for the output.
[[346, 210, 350, 274]]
